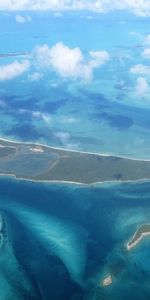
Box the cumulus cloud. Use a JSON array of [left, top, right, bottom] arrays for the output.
[[0, 60, 30, 81], [111, 0, 150, 17], [89, 50, 110, 67], [54, 131, 70, 144], [130, 64, 150, 75], [0, 0, 150, 16], [47, 43, 85, 78], [32, 111, 52, 124], [142, 48, 150, 59], [15, 14, 32, 23], [34, 42, 110, 81], [54, 131, 79, 149], [135, 77, 150, 97], [19, 109, 52, 125]]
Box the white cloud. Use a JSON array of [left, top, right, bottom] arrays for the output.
[[135, 77, 150, 97], [89, 50, 110, 67], [142, 48, 150, 59], [0, 60, 30, 81], [54, 131, 79, 149], [1, 0, 150, 16], [113, 0, 150, 17], [15, 14, 32, 23], [32, 111, 52, 124], [47, 43, 85, 79], [28, 72, 43, 81], [15, 15, 26, 23], [34, 42, 110, 81], [54, 131, 70, 144], [130, 64, 150, 75], [19, 109, 52, 124], [33, 44, 51, 68]]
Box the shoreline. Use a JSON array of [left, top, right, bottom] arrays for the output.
[[101, 274, 113, 287], [1, 136, 150, 162], [1, 136, 150, 185], [126, 225, 150, 251], [0, 172, 150, 187]]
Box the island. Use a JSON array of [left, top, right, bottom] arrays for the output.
[[126, 224, 150, 251], [101, 274, 113, 287], [0, 138, 150, 184]]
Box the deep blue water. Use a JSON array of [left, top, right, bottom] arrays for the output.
[[0, 177, 150, 299]]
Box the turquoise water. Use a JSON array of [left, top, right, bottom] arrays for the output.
[[1, 12, 150, 158], [0, 177, 149, 299], [1, 10, 150, 300]]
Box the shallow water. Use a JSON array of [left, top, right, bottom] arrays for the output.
[[0, 177, 149, 299], [1, 12, 150, 158], [1, 9, 150, 300]]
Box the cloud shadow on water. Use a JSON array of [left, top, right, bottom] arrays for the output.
[[6, 123, 42, 141], [94, 112, 134, 130], [42, 98, 68, 114]]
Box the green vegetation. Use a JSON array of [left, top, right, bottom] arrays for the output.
[[1, 139, 150, 184]]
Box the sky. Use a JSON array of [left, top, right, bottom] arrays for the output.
[[0, 0, 150, 17]]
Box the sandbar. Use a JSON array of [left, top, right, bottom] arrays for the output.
[[101, 274, 113, 287], [126, 224, 150, 251]]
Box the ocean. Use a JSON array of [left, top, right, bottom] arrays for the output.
[[0, 177, 149, 299], [0, 10, 150, 300], [0, 11, 150, 158]]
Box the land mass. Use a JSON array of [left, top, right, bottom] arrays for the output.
[[101, 274, 113, 287], [126, 224, 150, 250], [1, 138, 150, 184]]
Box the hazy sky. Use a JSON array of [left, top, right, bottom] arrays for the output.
[[0, 0, 150, 17]]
